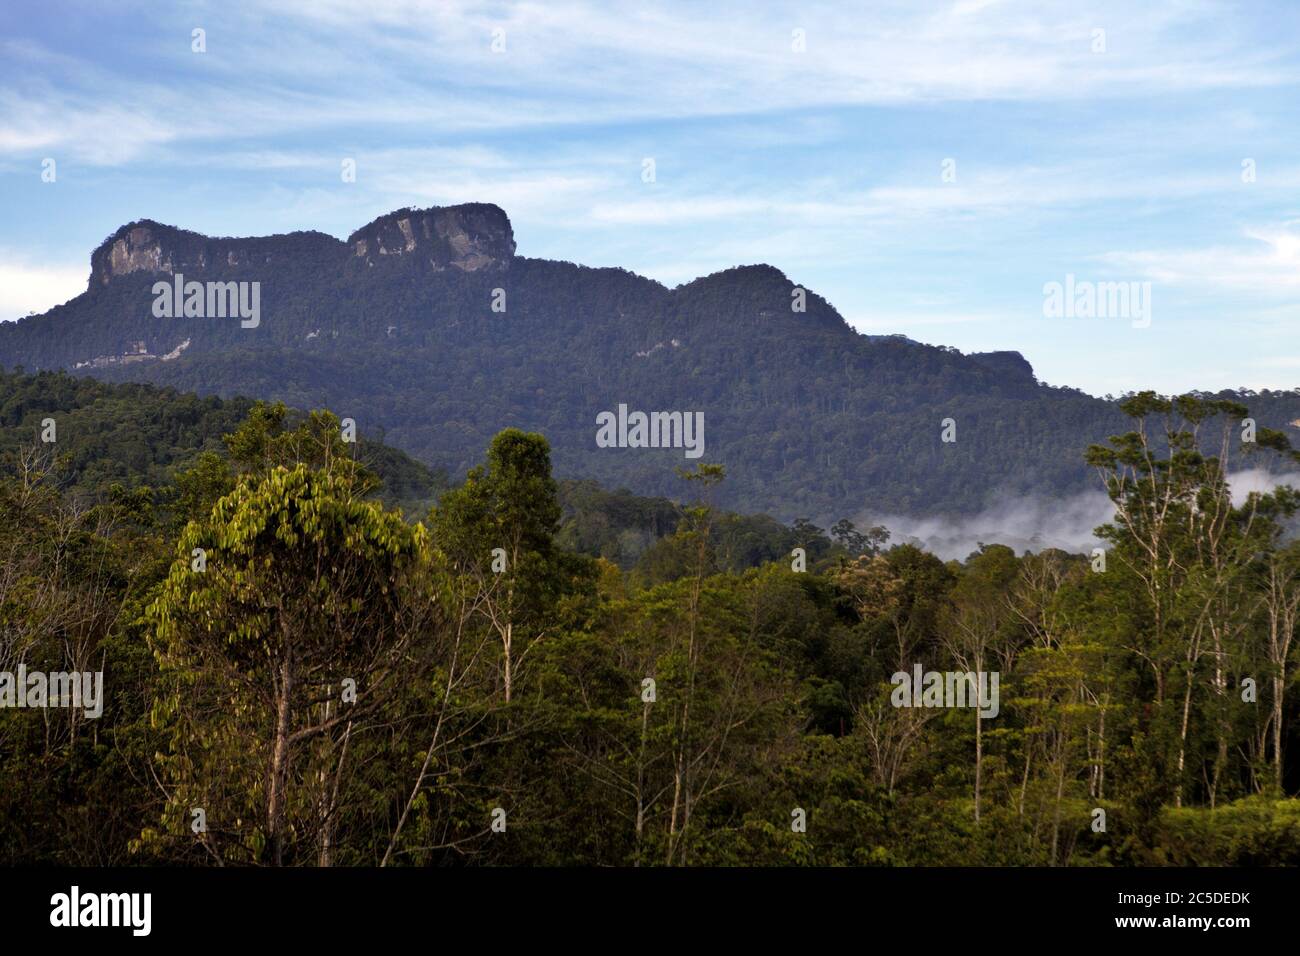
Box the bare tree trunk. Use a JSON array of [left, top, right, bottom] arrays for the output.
[[267, 656, 293, 866], [634, 699, 649, 867], [1019, 740, 1033, 817], [1050, 736, 1066, 866], [666, 760, 683, 865], [319, 716, 351, 867], [1275, 672, 1285, 791], [503, 618, 513, 704], [1209, 626, 1227, 809], [1175, 666, 1194, 808], [974, 706, 983, 824], [1097, 703, 1106, 801]]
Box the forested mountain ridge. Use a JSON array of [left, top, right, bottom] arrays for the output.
[[4, 203, 1300, 520], [0, 369, 810, 570], [0, 369, 446, 515]]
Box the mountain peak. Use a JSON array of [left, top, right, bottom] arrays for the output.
[[680, 263, 790, 289], [969, 350, 1036, 383], [90, 220, 198, 287], [14, 203, 1299, 525], [88, 219, 343, 289], [345, 203, 514, 272]]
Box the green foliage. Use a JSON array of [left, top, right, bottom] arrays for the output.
[[0, 369, 446, 517], [12, 245, 1300, 521], [3, 378, 1300, 867]]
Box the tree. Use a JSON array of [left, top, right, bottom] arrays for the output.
[[145, 463, 428, 865], [832, 519, 890, 558], [431, 429, 563, 704], [943, 543, 1020, 824], [1086, 392, 1299, 807]]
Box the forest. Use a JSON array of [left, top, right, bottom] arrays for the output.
[[2, 371, 1300, 866], [15, 209, 1300, 521]]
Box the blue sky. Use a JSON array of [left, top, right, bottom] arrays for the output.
[[2, 0, 1300, 396]]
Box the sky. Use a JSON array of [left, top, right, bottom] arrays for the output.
[[2, 0, 1300, 397]]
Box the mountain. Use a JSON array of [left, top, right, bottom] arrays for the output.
[[0, 368, 445, 514], [0, 367, 816, 577], [4, 203, 1299, 520]]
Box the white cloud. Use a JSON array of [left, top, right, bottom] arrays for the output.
[[0, 90, 182, 166], [9, 1, 1299, 165], [253, 0, 1300, 110], [1102, 223, 1300, 295], [0, 255, 86, 321]]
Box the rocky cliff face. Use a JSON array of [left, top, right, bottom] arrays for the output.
[[345, 204, 514, 272], [86, 203, 513, 289], [969, 350, 1037, 384], [89, 220, 345, 287]]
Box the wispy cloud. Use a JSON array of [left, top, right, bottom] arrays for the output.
[[2, 0, 1300, 395], [1102, 223, 1300, 294], [0, 253, 85, 322], [7, 1, 1299, 165]]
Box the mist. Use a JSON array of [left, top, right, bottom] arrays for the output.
[[855, 469, 1300, 562]]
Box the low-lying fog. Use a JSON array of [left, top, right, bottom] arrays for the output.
[[854, 469, 1300, 561]]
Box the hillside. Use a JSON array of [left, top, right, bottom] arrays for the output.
[[0, 368, 837, 574], [0, 369, 445, 514], [5, 204, 1300, 519]]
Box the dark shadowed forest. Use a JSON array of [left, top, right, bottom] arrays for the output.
[[3, 371, 1299, 866]]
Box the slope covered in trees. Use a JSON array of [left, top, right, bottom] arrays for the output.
[[0, 368, 446, 515], [4, 381, 1300, 866], [8, 205, 1300, 520]]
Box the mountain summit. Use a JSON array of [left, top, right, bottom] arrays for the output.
[[88, 203, 514, 290], [347, 204, 514, 272], [90, 219, 344, 288], [3, 205, 1295, 520]]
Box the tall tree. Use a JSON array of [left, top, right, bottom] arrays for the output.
[[145, 463, 428, 865], [431, 429, 562, 703]]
